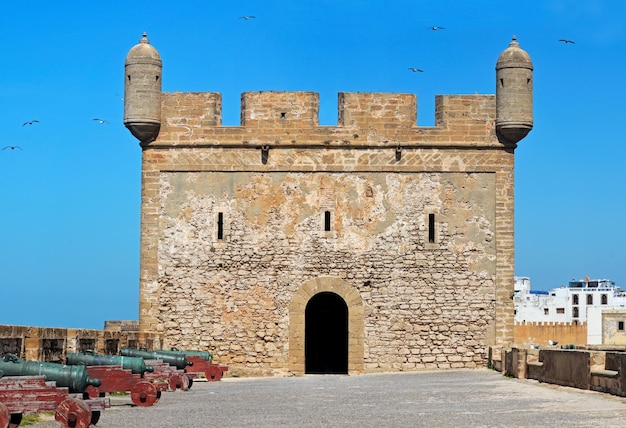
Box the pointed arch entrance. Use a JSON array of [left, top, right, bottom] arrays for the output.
[[305, 292, 348, 374], [289, 276, 365, 375]]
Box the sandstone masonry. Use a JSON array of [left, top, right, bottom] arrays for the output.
[[124, 35, 533, 376]]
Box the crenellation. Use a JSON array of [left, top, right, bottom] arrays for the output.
[[240, 91, 319, 128], [146, 91, 499, 149], [338, 92, 417, 129], [160, 92, 222, 134]]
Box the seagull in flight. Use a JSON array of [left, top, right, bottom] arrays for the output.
[[239, 15, 256, 20], [22, 120, 39, 126], [115, 93, 124, 101], [2, 146, 22, 151], [429, 26, 445, 30], [93, 118, 110, 124], [559, 39, 575, 44], [408, 67, 424, 73]]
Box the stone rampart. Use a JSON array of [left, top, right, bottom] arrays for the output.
[[494, 346, 626, 398], [0, 324, 154, 363], [514, 321, 587, 346]]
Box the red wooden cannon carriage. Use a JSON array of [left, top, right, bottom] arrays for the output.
[[183, 355, 229, 381], [82, 365, 168, 407], [142, 360, 192, 391], [0, 375, 109, 428]]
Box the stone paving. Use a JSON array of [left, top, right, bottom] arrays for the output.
[[32, 369, 626, 427]]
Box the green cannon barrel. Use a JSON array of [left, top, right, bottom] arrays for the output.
[[120, 348, 192, 370], [66, 352, 154, 375], [0, 355, 101, 393], [154, 347, 213, 362]]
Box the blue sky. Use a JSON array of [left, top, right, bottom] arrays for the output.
[[1, 1, 625, 329]]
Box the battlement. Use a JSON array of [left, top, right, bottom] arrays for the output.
[[155, 91, 502, 147], [241, 91, 319, 128], [162, 91, 495, 128]]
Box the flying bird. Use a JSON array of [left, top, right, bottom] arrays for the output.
[[559, 39, 575, 44], [239, 15, 256, 20], [115, 93, 124, 101], [93, 118, 110, 124], [408, 68, 424, 73], [22, 120, 39, 126], [429, 26, 445, 30], [2, 146, 22, 151]]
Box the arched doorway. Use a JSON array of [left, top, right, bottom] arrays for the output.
[[305, 292, 348, 374]]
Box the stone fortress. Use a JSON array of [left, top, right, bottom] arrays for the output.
[[124, 33, 533, 376]]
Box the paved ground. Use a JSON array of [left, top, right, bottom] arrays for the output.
[[32, 369, 626, 427]]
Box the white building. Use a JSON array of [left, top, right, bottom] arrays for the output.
[[514, 276, 626, 324]]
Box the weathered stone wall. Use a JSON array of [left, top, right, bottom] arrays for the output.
[[0, 324, 154, 362], [139, 92, 516, 376]]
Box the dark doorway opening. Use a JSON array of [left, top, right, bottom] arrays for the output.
[[305, 292, 348, 374]]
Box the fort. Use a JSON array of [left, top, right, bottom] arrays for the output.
[[0, 35, 534, 377], [6, 35, 626, 404], [120, 33, 534, 377]]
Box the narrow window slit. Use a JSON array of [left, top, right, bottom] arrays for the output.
[[324, 211, 331, 231], [428, 214, 435, 243], [217, 212, 224, 240], [261, 145, 269, 165]]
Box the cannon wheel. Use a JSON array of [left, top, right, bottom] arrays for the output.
[[55, 398, 91, 428], [205, 364, 223, 381], [167, 373, 189, 391], [84, 385, 100, 400], [0, 403, 8, 428], [8, 413, 21, 428], [169, 373, 190, 391], [90, 410, 101, 426], [130, 381, 159, 407], [82, 386, 106, 400]]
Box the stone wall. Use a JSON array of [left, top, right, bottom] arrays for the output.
[[496, 346, 626, 399], [514, 321, 587, 347], [0, 324, 154, 362], [139, 92, 516, 376]]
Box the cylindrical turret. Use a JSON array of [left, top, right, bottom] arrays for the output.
[[124, 32, 162, 143], [496, 36, 533, 145]]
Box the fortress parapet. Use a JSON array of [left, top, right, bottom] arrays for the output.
[[152, 91, 498, 149], [124, 35, 532, 149]]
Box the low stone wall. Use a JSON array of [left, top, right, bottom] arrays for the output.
[[0, 324, 155, 362], [514, 321, 587, 347], [533, 349, 598, 389], [493, 346, 626, 398]]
